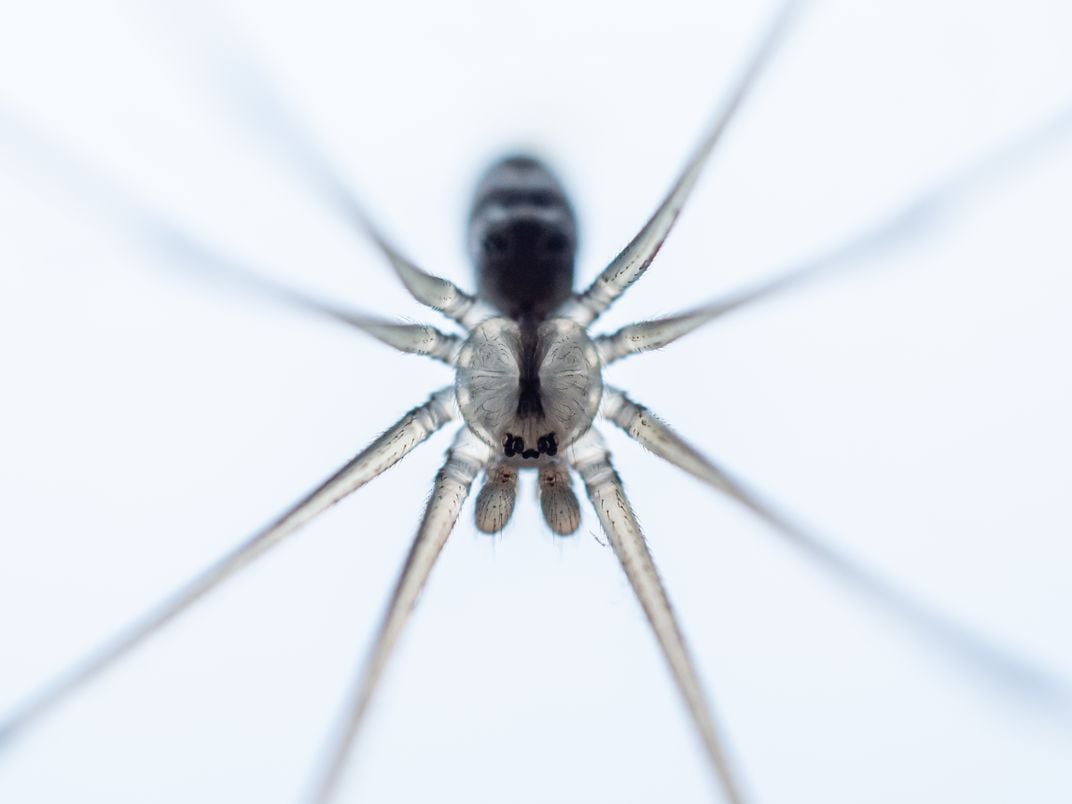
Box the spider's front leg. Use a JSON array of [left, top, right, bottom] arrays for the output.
[[570, 428, 745, 804], [309, 427, 492, 803]]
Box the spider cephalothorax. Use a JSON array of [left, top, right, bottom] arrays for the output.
[[455, 314, 602, 533]]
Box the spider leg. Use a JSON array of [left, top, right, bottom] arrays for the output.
[[559, 0, 801, 327], [307, 427, 491, 804], [337, 316, 462, 365], [0, 112, 463, 363], [169, 14, 485, 328], [600, 386, 1071, 706], [570, 428, 745, 804], [0, 388, 458, 751], [595, 103, 1072, 364]]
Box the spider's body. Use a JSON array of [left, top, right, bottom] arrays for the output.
[[454, 155, 599, 534]]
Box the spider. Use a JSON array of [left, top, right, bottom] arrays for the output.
[[2, 1, 1071, 802]]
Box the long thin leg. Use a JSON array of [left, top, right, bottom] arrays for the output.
[[595, 103, 1072, 364], [570, 428, 745, 804], [559, 1, 801, 327], [307, 428, 491, 804], [0, 112, 463, 363], [0, 388, 458, 750], [335, 315, 462, 364], [172, 15, 484, 327], [142, 212, 465, 364], [600, 386, 1071, 705]]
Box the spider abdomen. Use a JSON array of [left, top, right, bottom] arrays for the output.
[[468, 155, 577, 320]]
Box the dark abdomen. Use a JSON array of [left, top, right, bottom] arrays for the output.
[[468, 155, 577, 321]]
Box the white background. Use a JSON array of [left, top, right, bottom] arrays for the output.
[[1, 1, 1071, 802]]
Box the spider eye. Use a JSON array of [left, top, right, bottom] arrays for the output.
[[482, 233, 509, 254]]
